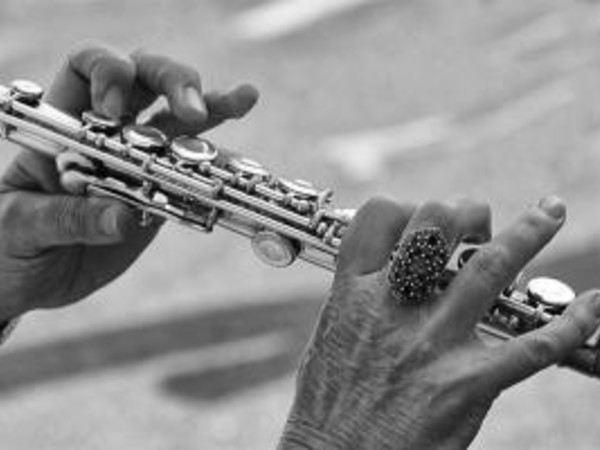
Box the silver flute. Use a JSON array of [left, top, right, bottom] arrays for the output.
[[1, 80, 599, 378]]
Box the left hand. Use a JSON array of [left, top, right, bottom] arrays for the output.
[[0, 44, 259, 320], [279, 196, 600, 450]]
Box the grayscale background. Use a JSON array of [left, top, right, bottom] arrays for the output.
[[0, 0, 599, 448]]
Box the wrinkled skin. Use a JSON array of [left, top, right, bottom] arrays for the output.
[[279, 197, 600, 450], [0, 44, 259, 320]]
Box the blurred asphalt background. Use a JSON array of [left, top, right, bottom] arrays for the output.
[[0, 0, 599, 448]]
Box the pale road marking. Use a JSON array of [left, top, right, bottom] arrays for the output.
[[324, 116, 456, 182], [324, 81, 574, 182], [233, 0, 371, 41], [454, 80, 575, 150], [490, 13, 569, 65]]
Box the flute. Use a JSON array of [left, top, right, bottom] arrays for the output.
[[1, 80, 599, 378]]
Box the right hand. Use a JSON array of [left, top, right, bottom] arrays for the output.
[[0, 44, 259, 321], [279, 196, 600, 450]]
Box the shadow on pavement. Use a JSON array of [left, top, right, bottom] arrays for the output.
[[162, 352, 300, 402], [0, 245, 596, 402], [0, 294, 323, 399]]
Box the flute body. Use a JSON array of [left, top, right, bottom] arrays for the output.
[[1, 80, 598, 378]]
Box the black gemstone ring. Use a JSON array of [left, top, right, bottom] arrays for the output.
[[387, 227, 450, 304]]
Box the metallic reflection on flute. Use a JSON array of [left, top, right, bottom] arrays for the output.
[[1, 80, 598, 378]]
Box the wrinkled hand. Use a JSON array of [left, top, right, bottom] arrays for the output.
[[0, 44, 258, 320], [279, 196, 600, 450]]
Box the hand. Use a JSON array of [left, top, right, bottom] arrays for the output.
[[0, 44, 259, 321], [279, 196, 600, 450]]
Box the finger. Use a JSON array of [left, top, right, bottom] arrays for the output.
[[56, 152, 98, 194], [143, 84, 259, 138], [56, 151, 96, 175], [482, 290, 600, 392], [131, 50, 208, 125], [337, 196, 416, 276], [454, 198, 492, 244], [382, 200, 491, 304], [59, 171, 94, 195], [438, 196, 566, 333], [400, 199, 491, 249], [0, 192, 136, 251], [0, 150, 62, 193], [204, 84, 260, 122], [46, 43, 135, 119]]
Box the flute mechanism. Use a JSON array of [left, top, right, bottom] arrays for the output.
[[0, 80, 598, 378]]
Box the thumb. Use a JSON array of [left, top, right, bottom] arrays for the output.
[[8, 193, 134, 250]]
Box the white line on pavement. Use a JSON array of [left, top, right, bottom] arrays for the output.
[[454, 80, 575, 149], [324, 116, 456, 182], [490, 13, 568, 64], [324, 81, 574, 182], [233, 0, 371, 41]]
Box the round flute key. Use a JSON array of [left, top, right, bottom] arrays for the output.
[[278, 178, 320, 200], [82, 111, 120, 133], [171, 136, 218, 164], [228, 157, 270, 178], [251, 231, 299, 268], [527, 277, 576, 310], [10, 80, 44, 104], [122, 125, 167, 154]]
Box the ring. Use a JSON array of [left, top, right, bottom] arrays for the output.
[[387, 227, 450, 304]]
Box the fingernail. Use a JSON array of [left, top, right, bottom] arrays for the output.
[[102, 87, 124, 119], [184, 87, 207, 120], [538, 195, 566, 220], [99, 205, 122, 237]]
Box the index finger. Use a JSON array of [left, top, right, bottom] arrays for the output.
[[130, 50, 208, 125], [483, 290, 600, 391], [436, 196, 567, 334]]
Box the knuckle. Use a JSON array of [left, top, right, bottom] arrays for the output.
[[154, 63, 172, 92], [520, 207, 555, 238], [154, 59, 196, 91], [561, 306, 594, 343], [455, 198, 491, 220], [469, 244, 512, 286], [68, 42, 119, 77], [130, 50, 171, 90], [130, 47, 148, 62], [413, 337, 438, 361], [421, 200, 451, 216], [130, 48, 152, 72], [520, 333, 561, 368], [418, 200, 454, 230], [179, 64, 201, 86], [96, 56, 134, 83]]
